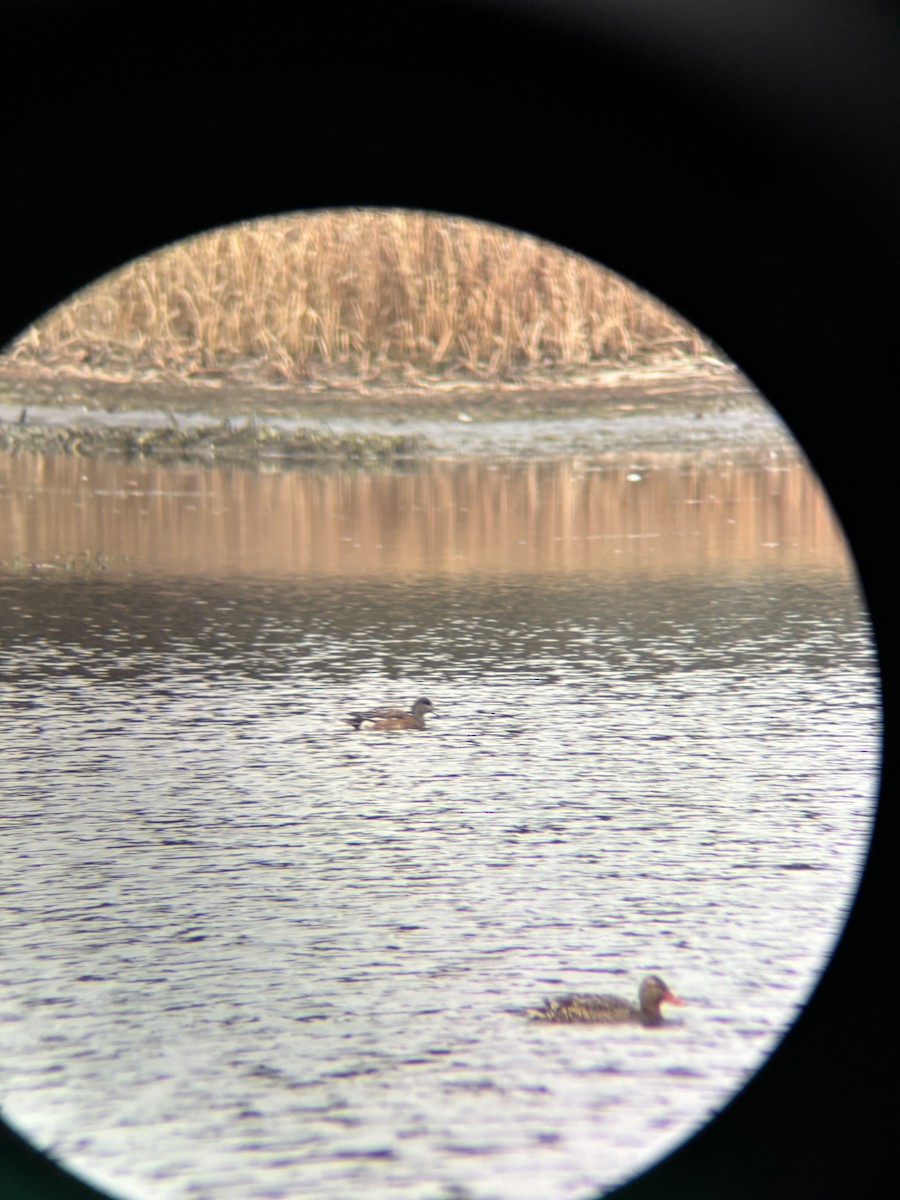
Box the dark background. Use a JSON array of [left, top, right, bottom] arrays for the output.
[[1, 1, 896, 1197]]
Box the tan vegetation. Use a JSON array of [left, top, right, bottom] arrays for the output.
[[5, 209, 709, 391]]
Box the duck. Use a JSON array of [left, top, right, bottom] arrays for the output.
[[346, 697, 435, 731], [525, 974, 684, 1027]]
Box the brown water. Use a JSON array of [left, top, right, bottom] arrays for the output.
[[0, 439, 881, 1200]]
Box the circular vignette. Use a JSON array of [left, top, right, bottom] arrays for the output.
[[1, 3, 896, 1200]]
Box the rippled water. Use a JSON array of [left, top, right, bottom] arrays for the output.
[[0, 440, 881, 1200]]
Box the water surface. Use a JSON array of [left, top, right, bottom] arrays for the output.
[[0, 436, 880, 1200]]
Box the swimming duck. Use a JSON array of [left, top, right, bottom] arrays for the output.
[[525, 974, 684, 1027], [346, 697, 434, 731]]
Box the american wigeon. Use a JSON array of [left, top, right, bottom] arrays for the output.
[[525, 974, 684, 1026], [346, 697, 435, 731]]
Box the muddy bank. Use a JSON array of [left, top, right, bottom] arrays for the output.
[[0, 351, 752, 411], [0, 355, 785, 468], [0, 417, 426, 466]]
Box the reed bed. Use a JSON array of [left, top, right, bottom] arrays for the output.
[[7, 210, 707, 387]]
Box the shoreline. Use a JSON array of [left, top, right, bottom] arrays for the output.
[[0, 354, 777, 469], [0, 350, 751, 407]]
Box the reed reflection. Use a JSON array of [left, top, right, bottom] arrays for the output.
[[0, 448, 848, 580]]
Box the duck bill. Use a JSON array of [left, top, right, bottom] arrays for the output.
[[663, 990, 685, 1007]]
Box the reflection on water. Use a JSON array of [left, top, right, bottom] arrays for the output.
[[0, 444, 880, 1200], [0, 447, 847, 579]]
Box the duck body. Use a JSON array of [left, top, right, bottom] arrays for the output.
[[347, 697, 434, 731], [526, 975, 683, 1027]]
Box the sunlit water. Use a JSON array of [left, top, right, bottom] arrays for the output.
[[0, 422, 881, 1200]]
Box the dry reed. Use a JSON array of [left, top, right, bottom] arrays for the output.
[[7, 209, 707, 386]]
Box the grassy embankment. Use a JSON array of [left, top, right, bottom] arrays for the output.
[[1, 210, 730, 463]]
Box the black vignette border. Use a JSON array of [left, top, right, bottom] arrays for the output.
[[0, 1, 895, 1199]]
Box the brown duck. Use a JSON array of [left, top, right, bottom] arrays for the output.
[[346, 697, 434, 731], [526, 974, 684, 1027]]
